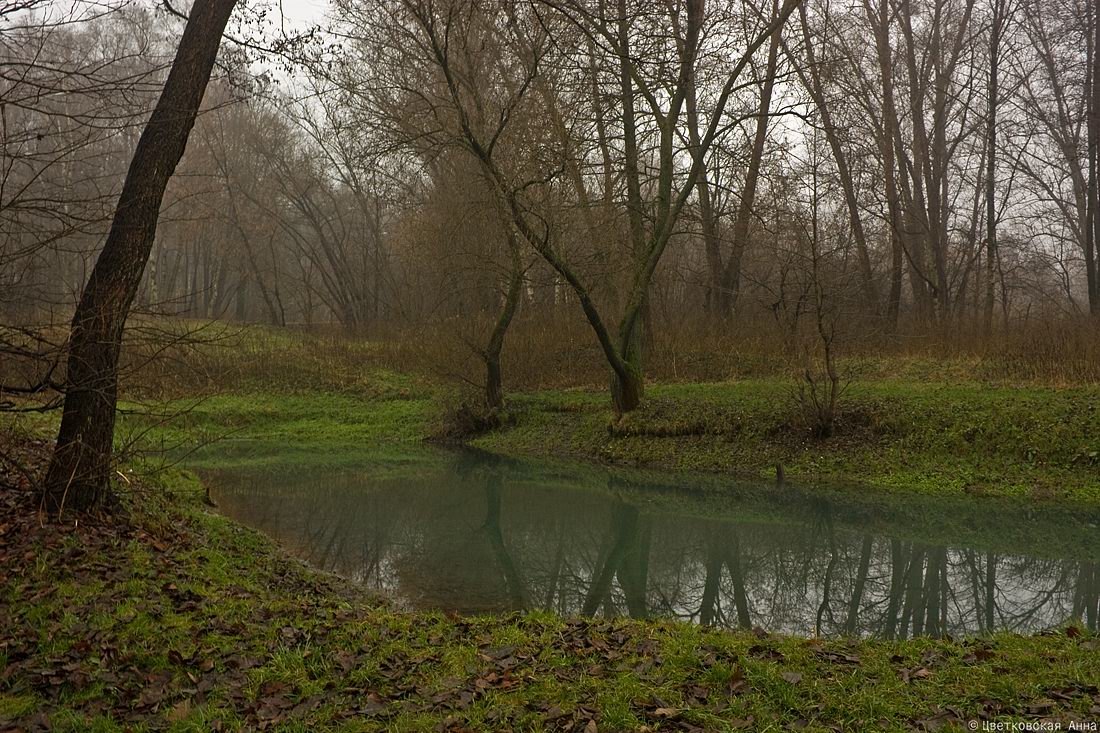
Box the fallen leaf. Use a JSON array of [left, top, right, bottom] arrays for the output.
[[166, 699, 192, 722]]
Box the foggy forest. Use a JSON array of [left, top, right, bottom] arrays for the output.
[[2, 0, 1100, 729]]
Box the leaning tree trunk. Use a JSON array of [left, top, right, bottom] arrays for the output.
[[43, 0, 238, 514], [484, 241, 524, 411], [719, 9, 782, 319]]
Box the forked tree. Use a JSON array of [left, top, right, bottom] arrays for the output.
[[373, 0, 801, 413]]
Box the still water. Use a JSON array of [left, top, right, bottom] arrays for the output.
[[201, 447, 1100, 639]]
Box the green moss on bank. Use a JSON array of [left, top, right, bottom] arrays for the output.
[[473, 380, 1100, 504], [3, 468, 1099, 733], [109, 374, 1100, 505], [6, 369, 1100, 730], [117, 370, 436, 470]]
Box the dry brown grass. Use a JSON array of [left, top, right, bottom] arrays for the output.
[[7, 312, 1100, 403], [185, 312, 1100, 393]]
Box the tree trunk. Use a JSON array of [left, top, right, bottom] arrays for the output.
[[685, 71, 723, 317], [719, 5, 782, 318], [984, 0, 1004, 333], [1089, 0, 1100, 314], [484, 246, 523, 411], [865, 0, 905, 332], [43, 0, 238, 514], [793, 4, 880, 315], [611, 361, 643, 414]]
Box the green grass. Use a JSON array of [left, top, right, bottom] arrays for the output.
[[113, 369, 437, 471], [3, 469, 1098, 732], [6, 357, 1100, 730], [93, 371, 1100, 505], [473, 379, 1100, 504]]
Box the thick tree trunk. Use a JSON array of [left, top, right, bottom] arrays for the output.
[[485, 359, 504, 413], [615, 0, 653, 370], [610, 362, 643, 414], [43, 0, 238, 514]]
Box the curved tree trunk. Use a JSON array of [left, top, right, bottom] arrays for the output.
[[484, 241, 524, 411], [43, 0, 238, 515]]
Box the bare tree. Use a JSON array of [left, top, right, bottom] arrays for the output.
[[43, 0, 239, 514]]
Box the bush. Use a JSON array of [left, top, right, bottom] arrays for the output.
[[429, 390, 513, 442]]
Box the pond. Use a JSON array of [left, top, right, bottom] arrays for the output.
[[198, 445, 1100, 639]]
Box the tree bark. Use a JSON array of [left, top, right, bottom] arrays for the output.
[[43, 0, 238, 514], [1089, 0, 1100, 314], [484, 237, 524, 411], [985, 0, 1006, 332], [719, 5, 783, 318]]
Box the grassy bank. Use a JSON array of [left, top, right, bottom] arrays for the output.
[[5, 347, 1100, 730], [471, 379, 1100, 504], [2, 442, 1099, 732], [113, 368, 1100, 504]]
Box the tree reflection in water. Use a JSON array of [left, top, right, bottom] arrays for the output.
[[205, 451, 1100, 638]]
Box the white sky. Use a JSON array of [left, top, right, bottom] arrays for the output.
[[271, 0, 330, 29]]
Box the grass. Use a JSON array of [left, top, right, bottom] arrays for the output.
[[472, 380, 1100, 505], [5, 323, 1100, 730], [110, 368, 437, 471], [2, 466, 1098, 732], [92, 364, 1100, 505], [92, 322, 1100, 504]]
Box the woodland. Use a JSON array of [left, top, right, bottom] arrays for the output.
[[2, 0, 1100, 730]]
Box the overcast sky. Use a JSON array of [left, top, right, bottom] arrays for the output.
[[272, 0, 329, 28]]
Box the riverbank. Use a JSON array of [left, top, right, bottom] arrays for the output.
[[117, 369, 1100, 505], [2, 434, 1099, 732], [475, 379, 1100, 504]]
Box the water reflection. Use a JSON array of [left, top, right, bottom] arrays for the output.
[[204, 450, 1100, 638]]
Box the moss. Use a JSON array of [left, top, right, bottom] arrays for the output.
[[6, 367, 1100, 728], [4, 469, 1098, 731], [472, 379, 1100, 504]]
